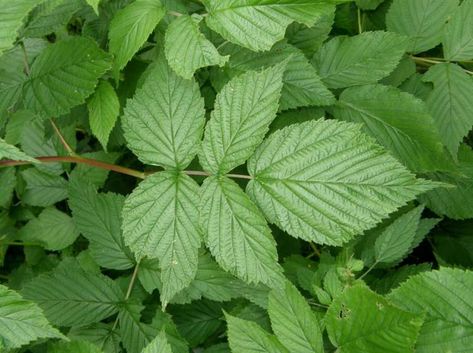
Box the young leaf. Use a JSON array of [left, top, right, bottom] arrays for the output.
[[0, 284, 64, 349], [23, 37, 111, 117], [423, 63, 473, 157], [68, 179, 135, 270], [268, 282, 323, 353], [389, 268, 473, 353], [142, 331, 172, 353], [0, 137, 38, 163], [386, 0, 458, 54], [374, 205, 424, 266], [220, 41, 335, 110], [225, 313, 289, 353], [444, 0, 473, 61], [123, 55, 205, 170], [200, 176, 284, 288], [199, 63, 285, 174], [247, 119, 439, 246], [19, 207, 80, 251], [202, 0, 340, 52], [165, 14, 229, 79], [122, 171, 201, 306], [87, 80, 120, 151], [0, 0, 40, 54], [326, 283, 423, 353], [313, 31, 408, 89], [108, 0, 165, 75], [22, 260, 124, 326], [334, 84, 449, 172]]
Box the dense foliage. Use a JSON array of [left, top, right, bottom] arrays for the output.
[[1, 0, 473, 352]]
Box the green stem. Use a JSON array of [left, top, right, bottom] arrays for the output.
[[112, 261, 141, 331], [358, 261, 378, 280], [357, 8, 363, 34]]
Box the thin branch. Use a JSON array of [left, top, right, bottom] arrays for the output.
[[358, 261, 378, 280], [50, 119, 75, 155], [112, 261, 141, 331], [411, 56, 473, 75], [357, 8, 363, 34], [309, 241, 321, 257]]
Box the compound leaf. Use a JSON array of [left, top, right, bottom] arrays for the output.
[[247, 119, 439, 246]]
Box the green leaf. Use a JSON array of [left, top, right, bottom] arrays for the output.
[[23, 0, 84, 38], [23, 37, 111, 117], [123, 55, 205, 170], [19, 207, 80, 250], [142, 331, 172, 353], [0, 137, 38, 163], [203, 0, 341, 52], [68, 323, 121, 353], [21, 168, 68, 207], [0, 0, 40, 55], [420, 144, 473, 219], [87, 80, 120, 151], [268, 282, 323, 353], [122, 171, 201, 306], [389, 268, 473, 353], [334, 84, 449, 172], [49, 340, 104, 353], [386, 0, 458, 54], [0, 168, 16, 208], [165, 14, 229, 79], [199, 63, 285, 174], [423, 63, 473, 157], [374, 205, 424, 266], [220, 41, 335, 111], [68, 179, 134, 270], [247, 119, 439, 246], [85, 0, 100, 14], [225, 313, 289, 353], [0, 69, 25, 116], [444, 0, 473, 61], [313, 31, 408, 89], [108, 0, 165, 75], [22, 260, 124, 326], [0, 284, 64, 349], [355, 0, 383, 10], [200, 176, 284, 288], [118, 303, 157, 353], [326, 283, 423, 353]]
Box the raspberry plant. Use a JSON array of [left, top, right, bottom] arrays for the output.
[[1, 0, 473, 352]]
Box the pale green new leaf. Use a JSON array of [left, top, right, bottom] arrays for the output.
[[142, 331, 173, 353], [313, 31, 408, 89], [220, 41, 335, 110], [203, 0, 343, 52], [420, 144, 473, 219], [199, 63, 285, 174], [200, 176, 284, 288], [423, 63, 473, 157], [444, 0, 473, 61], [0, 137, 37, 163], [386, 0, 458, 54], [22, 261, 124, 326], [334, 84, 448, 172], [109, 0, 165, 75], [21, 168, 68, 207], [268, 282, 323, 353], [326, 283, 423, 353], [123, 55, 205, 170], [0, 284, 64, 349], [23, 37, 111, 117], [68, 179, 134, 270], [247, 119, 438, 246], [49, 340, 104, 353], [374, 205, 424, 266], [225, 313, 289, 353], [86, 0, 100, 14], [0, 0, 40, 55], [87, 80, 120, 151], [389, 268, 473, 353], [165, 14, 229, 79], [19, 207, 80, 251], [122, 171, 201, 306]]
